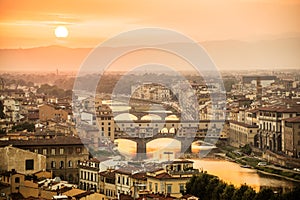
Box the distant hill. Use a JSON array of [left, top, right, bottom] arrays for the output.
[[0, 37, 299, 72]]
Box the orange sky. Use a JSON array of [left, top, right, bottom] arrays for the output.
[[1, 0, 300, 48]]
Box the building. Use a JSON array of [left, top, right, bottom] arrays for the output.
[[96, 104, 115, 141], [283, 116, 300, 157], [146, 160, 199, 198], [39, 104, 70, 122], [99, 169, 117, 200], [131, 83, 172, 102], [0, 136, 89, 183], [229, 121, 259, 147], [78, 158, 100, 192], [0, 146, 46, 174], [258, 106, 300, 152], [3, 98, 22, 122]]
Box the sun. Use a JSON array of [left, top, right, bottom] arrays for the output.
[[54, 26, 69, 38]]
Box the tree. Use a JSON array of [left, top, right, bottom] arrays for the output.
[[205, 177, 221, 200], [212, 181, 227, 200], [254, 188, 275, 200], [12, 122, 35, 132], [282, 186, 300, 200], [232, 184, 250, 200], [186, 173, 216, 199], [220, 184, 236, 200], [241, 144, 252, 155], [242, 187, 256, 200]]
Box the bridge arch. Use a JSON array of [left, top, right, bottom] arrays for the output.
[[141, 114, 162, 121], [115, 113, 138, 121], [165, 114, 180, 121]]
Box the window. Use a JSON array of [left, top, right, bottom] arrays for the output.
[[155, 183, 158, 193], [68, 160, 73, 168], [166, 184, 172, 194], [59, 148, 64, 155], [60, 161, 64, 169], [51, 148, 56, 155], [76, 147, 82, 154], [25, 159, 34, 170], [179, 184, 184, 194], [15, 177, 20, 183], [149, 182, 152, 191], [42, 149, 47, 155], [51, 161, 56, 169]]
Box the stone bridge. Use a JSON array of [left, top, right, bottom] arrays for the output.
[[114, 129, 222, 160]]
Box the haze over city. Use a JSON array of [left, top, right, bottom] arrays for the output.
[[1, 1, 300, 200], [0, 0, 300, 72]]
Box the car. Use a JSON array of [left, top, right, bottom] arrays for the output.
[[293, 168, 300, 172], [257, 162, 267, 166]]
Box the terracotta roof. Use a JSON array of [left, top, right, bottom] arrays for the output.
[[131, 172, 147, 180], [229, 120, 258, 128], [259, 106, 300, 113], [0, 136, 88, 147], [285, 116, 300, 123], [99, 170, 116, 179], [247, 109, 259, 113], [153, 172, 173, 179], [63, 188, 86, 197]]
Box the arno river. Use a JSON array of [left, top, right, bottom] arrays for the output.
[[115, 138, 297, 192]]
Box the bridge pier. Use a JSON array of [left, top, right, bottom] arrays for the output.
[[136, 139, 147, 161]]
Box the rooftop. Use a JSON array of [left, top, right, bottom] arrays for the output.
[[285, 116, 300, 123]]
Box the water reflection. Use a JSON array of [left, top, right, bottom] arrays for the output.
[[115, 138, 297, 191]]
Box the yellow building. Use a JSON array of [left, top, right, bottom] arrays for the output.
[[146, 160, 199, 198], [99, 169, 117, 200]]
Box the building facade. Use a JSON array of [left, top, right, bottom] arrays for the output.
[[283, 116, 300, 157], [0, 136, 89, 183]]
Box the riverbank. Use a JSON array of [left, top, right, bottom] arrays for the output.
[[216, 144, 300, 183]]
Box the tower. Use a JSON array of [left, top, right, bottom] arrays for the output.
[[256, 77, 262, 105]]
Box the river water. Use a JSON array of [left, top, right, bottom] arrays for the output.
[[115, 138, 298, 191]]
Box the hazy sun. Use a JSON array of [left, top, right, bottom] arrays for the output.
[[54, 26, 69, 38]]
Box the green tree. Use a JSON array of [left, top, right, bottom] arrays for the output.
[[205, 177, 221, 200], [241, 144, 252, 155], [212, 181, 227, 200], [12, 122, 35, 132], [254, 188, 275, 200], [242, 187, 256, 200], [281, 186, 300, 200], [220, 184, 236, 200], [232, 184, 250, 200]]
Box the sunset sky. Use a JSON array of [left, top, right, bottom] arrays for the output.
[[1, 0, 300, 48]]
